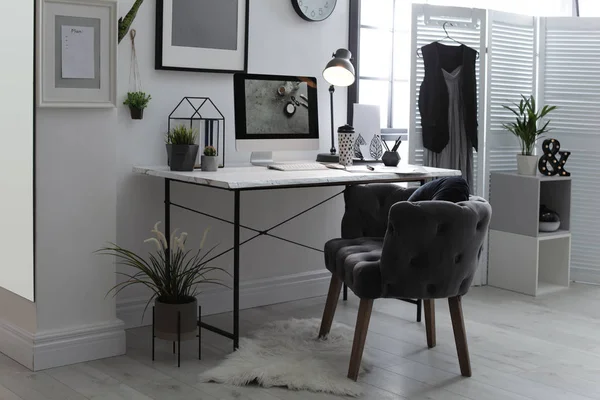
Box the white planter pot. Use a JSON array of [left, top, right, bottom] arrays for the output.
[[517, 154, 538, 176]]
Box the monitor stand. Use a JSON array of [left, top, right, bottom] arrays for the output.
[[250, 152, 274, 166]]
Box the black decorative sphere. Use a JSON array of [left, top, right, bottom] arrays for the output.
[[539, 204, 560, 232]]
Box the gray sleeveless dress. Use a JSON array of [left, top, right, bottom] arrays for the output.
[[424, 66, 474, 192]]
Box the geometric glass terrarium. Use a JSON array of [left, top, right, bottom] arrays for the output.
[[168, 97, 226, 168]]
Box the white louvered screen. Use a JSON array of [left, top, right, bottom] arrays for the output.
[[409, 5, 487, 196], [484, 11, 536, 200], [539, 17, 600, 284]]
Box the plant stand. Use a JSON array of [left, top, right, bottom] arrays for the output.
[[152, 306, 202, 367]]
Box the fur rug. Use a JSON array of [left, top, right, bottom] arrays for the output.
[[200, 318, 371, 397]]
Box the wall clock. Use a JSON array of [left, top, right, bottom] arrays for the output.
[[291, 0, 337, 22]]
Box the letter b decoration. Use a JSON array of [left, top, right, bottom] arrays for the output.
[[538, 139, 571, 177]]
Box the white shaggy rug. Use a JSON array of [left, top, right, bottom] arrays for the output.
[[200, 318, 371, 397]]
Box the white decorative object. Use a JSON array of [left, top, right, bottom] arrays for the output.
[[517, 154, 538, 176], [200, 318, 371, 397], [337, 127, 355, 166], [353, 104, 380, 160], [38, 0, 118, 108]]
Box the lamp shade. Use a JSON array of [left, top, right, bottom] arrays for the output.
[[323, 49, 356, 87]]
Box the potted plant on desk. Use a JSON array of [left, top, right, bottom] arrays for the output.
[[166, 125, 199, 171], [124, 91, 151, 120], [503, 95, 556, 176], [201, 146, 219, 172], [97, 223, 229, 343]]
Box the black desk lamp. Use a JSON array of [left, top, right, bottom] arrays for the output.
[[316, 49, 356, 163]]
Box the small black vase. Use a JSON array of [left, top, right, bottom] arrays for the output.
[[382, 151, 401, 167], [539, 204, 560, 232], [129, 106, 144, 120]]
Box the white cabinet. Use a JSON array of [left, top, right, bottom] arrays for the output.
[[488, 172, 571, 296]]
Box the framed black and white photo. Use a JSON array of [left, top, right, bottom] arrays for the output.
[[156, 0, 249, 73], [38, 0, 117, 108]]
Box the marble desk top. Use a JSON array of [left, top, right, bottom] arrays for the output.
[[133, 164, 461, 191]]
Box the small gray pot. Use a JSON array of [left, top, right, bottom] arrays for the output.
[[382, 151, 401, 167], [201, 155, 219, 171], [154, 297, 197, 341], [168, 144, 199, 171]]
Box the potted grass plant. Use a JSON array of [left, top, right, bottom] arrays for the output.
[[124, 91, 151, 120], [166, 125, 199, 171], [201, 146, 219, 172], [97, 222, 229, 341], [503, 95, 557, 176]]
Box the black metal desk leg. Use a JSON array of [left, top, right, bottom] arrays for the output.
[[165, 179, 171, 248], [233, 190, 240, 350], [343, 284, 348, 301]]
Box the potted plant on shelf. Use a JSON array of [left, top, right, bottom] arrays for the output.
[[503, 95, 557, 176], [97, 222, 229, 342], [124, 91, 151, 120], [166, 125, 199, 172], [201, 146, 219, 172]]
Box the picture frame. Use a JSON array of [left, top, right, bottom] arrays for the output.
[[38, 0, 117, 108], [155, 0, 249, 74]]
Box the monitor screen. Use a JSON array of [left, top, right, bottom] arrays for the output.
[[234, 74, 319, 140]]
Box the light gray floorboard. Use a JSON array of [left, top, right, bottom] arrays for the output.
[[3, 284, 600, 399]]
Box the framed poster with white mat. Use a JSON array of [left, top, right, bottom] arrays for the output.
[[155, 0, 249, 73], [38, 0, 117, 108]]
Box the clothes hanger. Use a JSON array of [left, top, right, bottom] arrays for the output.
[[417, 22, 480, 60]]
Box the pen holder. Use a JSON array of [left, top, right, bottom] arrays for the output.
[[338, 124, 355, 166], [382, 151, 400, 167]]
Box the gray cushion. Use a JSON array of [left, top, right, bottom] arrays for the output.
[[324, 238, 383, 299], [407, 177, 470, 203]]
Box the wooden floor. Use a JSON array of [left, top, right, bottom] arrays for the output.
[[2, 284, 600, 399]]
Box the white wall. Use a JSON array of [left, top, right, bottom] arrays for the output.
[[0, 0, 35, 302], [114, 0, 350, 326]]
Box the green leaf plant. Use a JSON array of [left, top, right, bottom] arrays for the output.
[[96, 222, 230, 319], [503, 95, 557, 156]]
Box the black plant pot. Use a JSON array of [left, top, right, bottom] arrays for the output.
[[129, 106, 144, 120], [382, 151, 401, 167], [168, 144, 199, 171]]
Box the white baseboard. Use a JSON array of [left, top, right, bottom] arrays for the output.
[[118, 270, 332, 329], [33, 320, 126, 371], [0, 318, 126, 371], [571, 266, 600, 285], [0, 319, 35, 370]]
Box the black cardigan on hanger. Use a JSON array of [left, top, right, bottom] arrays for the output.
[[418, 42, 478, 153]]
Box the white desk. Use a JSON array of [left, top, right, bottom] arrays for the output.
[[134, 164, 461, 350]]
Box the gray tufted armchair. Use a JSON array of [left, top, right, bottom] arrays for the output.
[[317, 179, 492, 381]]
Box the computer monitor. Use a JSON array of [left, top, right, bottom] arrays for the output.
[[234, 73, 320, 164]]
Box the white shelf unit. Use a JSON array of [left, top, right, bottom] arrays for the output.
[[488, 172, 572, 296]]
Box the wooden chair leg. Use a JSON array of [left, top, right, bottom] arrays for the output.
[[318, 275, 343, 339], [348, 298, 374, 381], [448, 296, 472, 377], [424, 299, 436, 348]]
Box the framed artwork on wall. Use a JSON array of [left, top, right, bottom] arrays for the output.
[[38, 0, 117, 108], [155, 0, 249, 73]]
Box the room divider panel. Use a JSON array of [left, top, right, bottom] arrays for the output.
[[408, 4, 600, 285]]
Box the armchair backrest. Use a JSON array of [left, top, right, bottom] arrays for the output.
[[380, 197, 492, 299], [342, 184, 417, 239]]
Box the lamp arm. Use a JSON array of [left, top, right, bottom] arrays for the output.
[[329, 85, 336, 155]]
